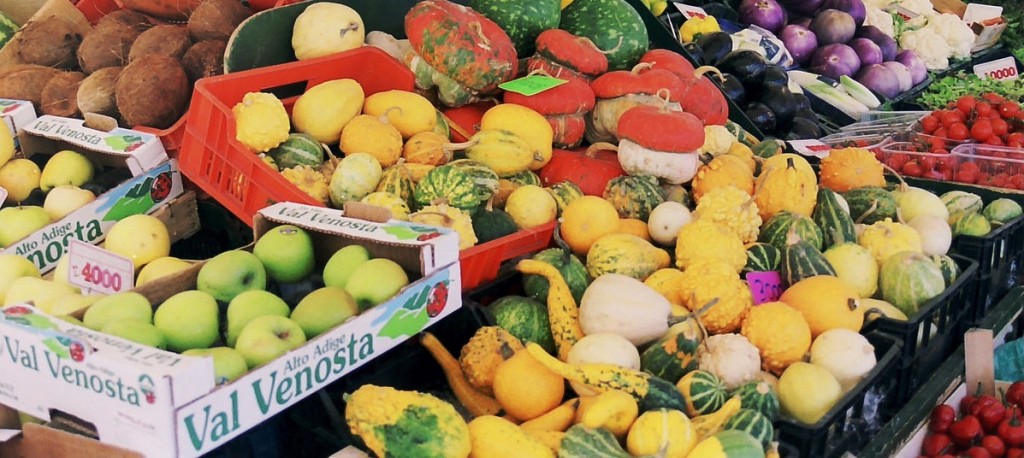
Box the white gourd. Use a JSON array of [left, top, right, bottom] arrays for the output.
[[566, 332, 641, 396], [617, 139, 700, 185], [579, 274, 671, 346]]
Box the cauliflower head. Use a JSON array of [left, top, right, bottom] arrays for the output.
[[899, 28, 951, 70], [898, 0, 936, 17], [926, 13, 976, 59], [864, 6, 896, 38]]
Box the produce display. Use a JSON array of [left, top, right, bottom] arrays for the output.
[[1, 0, 1023, 456]]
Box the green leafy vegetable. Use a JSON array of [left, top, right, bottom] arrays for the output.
[[917, 72, 1024, 109]]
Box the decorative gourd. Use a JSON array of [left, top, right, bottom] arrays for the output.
[[639, 324, 702, 383], [265, 133, 324, 169], [410, 204, 478, 249], [626, 408, 698, 458], [492, 170, 541, 208], [647, 201, 693, 247], [602, 174, 665, 221], [505, 185, 558, 229], [363, 90, 437, 139], [953, 212, 992, 237], [857, 218, 923, 266], [677, 261, 752, 334], [819, 147, 886, 193], [586, 233, 669, 280], [421, 332, 504, 417], [744, 243, 781, 273], [459, 326, 525, 396], [539, 144, 625, 196], [698, 333, 762, 391], [447, 159, 502, 203], [813, 188, 857, 249], [234, 91, 291, 152], [525, 343, 688, 412], [779, 276, 864, 338], [560, 195, 620, 256], [643, 268, 687, 306], [361, 192, 411, 220], [588, 66, 685, 143], [467, 415, 555, 458], [526, 29, 608, 85], [730, 381, 780, 421], [892, 185, 949, 223], [579, 273, 672, 345], [670, 66, 732, 127], [404, 0, 518, 106], [329, 153, 383, 207], [560, 0, 649, 71], [781, 230, 837, 287], [480, 104, 553, 170], [675, 219, 747, 273], [567, 333, 641, 396], [691, 151, 755, 201], [694, 185, 762, 244], [344, 385, 471, 458], [616, 218, 651, 241], [615, 101, 705, 184], [983, 198, 1023, 225], [522, 245, 590, 305], [414, 163, 497, 212], [754, 157, 817, 221], [687, 429, 765, 458], [516, 259, 583, 362], [520, 398, 578, 432], [700, 125, 738, 158], [447, 129, 536, 177], [756, 153, 815, 184], [843, 186, 898, 224], [823, 243, 879, 298], [443, 101, 495, 143], [468, 0, 560, 56], [340, 114, 403, 167], [662, 183, 694, 207], [940, 190, 984, 225], [403, 131, 452, 166], [879, 251, 946, 317], [931, 254, 960, 287], [576, 389, 639, 438], [777, 362, 843, 425], [504, 77, 596, 148], [473, 200, 518, 243], [546, 180, 584, 216], [740, 301, 812, 375], [723, 409, 774, 451], [559, 424, 630, 458], [282, 165, 330, 204], [638, 48, 696, 80], [490, 296, 556, 355], [691, 396, 744, 442], [291, 3, 363, 60], [676, 370, 728, 417], [758, 211, 824, 252], [376, 162, 416, 206], [809, 329, 877, 394]]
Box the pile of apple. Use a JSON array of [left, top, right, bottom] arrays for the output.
[[0, 149, 107, 248], [78, 224, 411, 384]]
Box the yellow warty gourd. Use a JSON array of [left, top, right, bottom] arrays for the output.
[[232, 92, 290, 153], [675, 219, 747, 272], [754, 156, 817, 221], [693, 185, 763, 244], [643, 268, 686, 306], [363, 90, 438, 139], [458, 326, 524, 396], [691, 154, 754, 201], [344, 385, 471, 458], [280, 165, 329, 204], [340, 114, 404, 167], [741, 301, 813, 375], [858, 218, 924, 266], [678, 261, 752, 334], [360, 191, 410, 220], [410, 204, 478, 250]]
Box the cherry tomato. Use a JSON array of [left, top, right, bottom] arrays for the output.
[[903, 160, 923, 176], [942, 110, 966, 128], [1009, 174, 1024, 189], [946, 122, 970, 141], [983, 435, 1007, 458], [931, 405, 957, 433], [973, 120, 995, 142], [920, 156, 937, 171], [959, 96, 979, 115], [1007, 382, 1024, 408], [1006, 448, 1024, 458], [999, 410, 1024, 447], [922, 115, 941, 134], [952, 415, 984, 448], [979, 103, 994, 118], [993, 118, 1010, 137], [934, 128, 949, 140], [1007, 133, 1024, 145], [986, 136, 1006, 147], [984, 92, 1007, 104], [1001, 102, 1021, 119], [967, 446, 995, 458], [922, 433, 955, 456], [982, 402, 1009, 433]]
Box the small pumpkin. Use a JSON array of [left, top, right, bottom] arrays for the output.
[[677, 261, 753, 334], [403, 131, 453, 166], [675, 219, 747, 273], [741, 301, 812, 374], [539, 144, 625, 196], [819, 147, 886, 193], [587, 64, 686, 143], [754, 157, 817, 221], [603, 174, 665, 221], [615, 101, 704, 184], [526, 29, 608, 85], [340, 114, 403, 167], [691, 154, 755, 202]]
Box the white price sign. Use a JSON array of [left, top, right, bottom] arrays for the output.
[[975, 57, 1019, 81], [67, 239, 134, 295], [673, 3, 708, 19], [788, 139, 832, 158]]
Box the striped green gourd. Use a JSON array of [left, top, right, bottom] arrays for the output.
[[469, 0, 560, 55], [490, 295, 556, 354], [547, 180, 584, 217], [930, 254, 959, 287], [781, 229, 837, 287], [744, 243, 781, 273], [639, 325, 702, 384], [758, 211, 824, 251], [376, 162, 416, 207], [843, 186, 898, 224], [559, 0, 649, 71], [723, 408, 774, 451], [413, 164, 493, 212], [559, 424, 631, 458], [880, 251, 946, 317], [265, 133, 324, 169], [603, 174, 664, 221], [813, 187, 857, 249], [506, 169, 542, 187], [521, 246, 590, 305], [731, 381, 780, 421], [941, 190, 984, 225], [676, 369, 727, 417]]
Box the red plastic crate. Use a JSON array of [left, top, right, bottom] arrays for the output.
[[461, 221, 556, 290]]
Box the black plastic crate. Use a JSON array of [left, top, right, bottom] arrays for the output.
[[776, 333, 902, 458], [860, 254, 979, 406]]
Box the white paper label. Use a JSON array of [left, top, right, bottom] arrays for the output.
[[893, 6, 920, 21], [67, 239, 134, 295], [0, 186, 7, 205], [963, 3, 1002, 26], [674, 3, 708, 19], [788, 139, 832, 158], [975, 57, 1019, 81]]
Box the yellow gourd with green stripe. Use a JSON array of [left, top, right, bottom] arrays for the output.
[[687, 429, 766, 458], [586, 233, 670, 281]]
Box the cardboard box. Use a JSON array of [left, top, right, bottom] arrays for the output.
[[930, 0, 1006, 53], [0, 99, 39, 151], [0, 202, 463, 458], [1, 115, 182, 275]]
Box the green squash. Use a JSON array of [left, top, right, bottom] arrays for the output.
[[813, 187, 856, 249], [522, 247, 590, 305], [548, 180, 585, 217], [843, 186, 898, 225], [723, 409, 774, 451], [377, 163, 416, 207], [930, 254, 960, 287], [490, 295, 556, 354], [677, 370, 727, 417], [559, 424, 630, 458], [266, 133, 324, 169], [472, 204, 519, 243], [781, 236, 837, 287], [731, 381, 780, 421], [414, 163, 496, 212], [758, 211, 824, 252], [639, 325, 701, 384], [690, 430, 766, 458], [602, 174, 665, 222], [469, 0, 560, 55], [744, 243, 781, 273], [880, 251, 946, 317], [559, 0, 649, 71]]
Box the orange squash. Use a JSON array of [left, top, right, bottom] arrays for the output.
[[615, 218, 651, 241], [690, 155, 754, 202], [819, 147, 885, 193]]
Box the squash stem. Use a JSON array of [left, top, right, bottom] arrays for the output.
[[468, 21, 492, 50], [631, 62, 655, 75], [444, 138, 480, 151], [586, 142, 619, 158], [854, 199, 879, 225], [693, 65, 724, 81], [847, 298, 859, 311], [553, 223, 574, 264], [880, 161, 909, 191], [440, 111, 474, 143]]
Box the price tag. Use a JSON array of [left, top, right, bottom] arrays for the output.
[[673, 3, 708, 19], [747, 271, 783, 305], [0, 186, 7, 205], [498, 75, 567, 96], [963, 3, 1002, 26], [67, 239, 134, 295], [892, 6, 920, 21], [788, 139, 832, 158], [974, 57, 1019, 81]]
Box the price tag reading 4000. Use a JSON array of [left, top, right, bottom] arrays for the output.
[[67, 239, 134, 295]]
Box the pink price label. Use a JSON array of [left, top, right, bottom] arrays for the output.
[[674, 3, 708, 19], [67, 239, 134, 295], [974, 57, 1019, 82], [747, 271, 783, 305]]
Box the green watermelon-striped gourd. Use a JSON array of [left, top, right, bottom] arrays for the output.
[[559, 424, 630, 458], [559, 0, 649, 71], [688, 429, 766, 457], [447, 158, 501, 201], [813, 187, 856, 249], [880, 251, 946, 317], [781, 228, 837, 287], [744, 243, 781, 273], [941, 190, 984, 225], [521, 235, 590, 305], [843, 186, 898, 224], [930, 254, 959, 287], [0, 12, 17, 51], [639, 324, 702, 383], [266, 133, 325, 169], [603, 174, 665, 221], [414, 163, 497, 212], [723, 408, 774, 451], [677, 369, 728, 417], [376, 161, 416, 206], [731, 381, 780, 421], [506, 169, 542, 187], [468, 0, 560, 56], [490, 295, 556, 354], [547, 180, 584, 217], [758, 211, 824, 251]]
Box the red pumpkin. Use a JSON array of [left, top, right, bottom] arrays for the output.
[[637, 49, 696, 80], [405, 0, 518, 106], [587, 65, 687, 143], [442, 101, 497, 142], [618, 105, 704, 153], [504, 78, 595, 148], [119, 0, 201, 20], [677, 67, 730, 126], [526, 29, 608, 85], [539, 144, 625, 196]]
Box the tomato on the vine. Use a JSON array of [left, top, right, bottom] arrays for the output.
[[973, 120, 995, 142], [922, 115, 941, 134], [986, 136, 1005, 147], [948, 123, 970, 141], [984, 92, 1006, 104], [942, 110, 966, 128], [959, 96, 979, 115], [993, 118, 1010, 137], [1000, 101, 1021, 119], [978, 103, 994, 117]]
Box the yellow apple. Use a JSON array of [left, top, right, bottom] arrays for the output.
[[0, 254, 40, 303], [0, 124, 13, 169], [48, 293, 104, 317], [0, 206, 51, 248], [0, 158, 41, 203], [44, 185, 96, 220], [104, 214, 171, 269], [136, 256, 192, 286], [40, 150, 94, 192], [4, 277, 78, 311]]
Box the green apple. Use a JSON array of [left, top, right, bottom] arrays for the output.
[[322, 244, 371, 289], [4, 277, 78, 310], [154, 290, 219, 352], [55, 314, 85, 326], [0, 158, 41, 204], [234, 315, 306, 369], [40, 150, 94, 192], [225, 290, 290, 347], [344, 258, 409, 311], [83, 292, 152, 330], [104, 214, 171, 270], [197, 250, 267, 303], [0, 206, 51, 248], [102, 320, 166, 349], [0, 253, 40, 303], [290, 286, 360, 338], [43, 185, 95, 221], [136, 256, 192, 286], [253, 224, 315, 283], [183, 347, 248, 385]]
